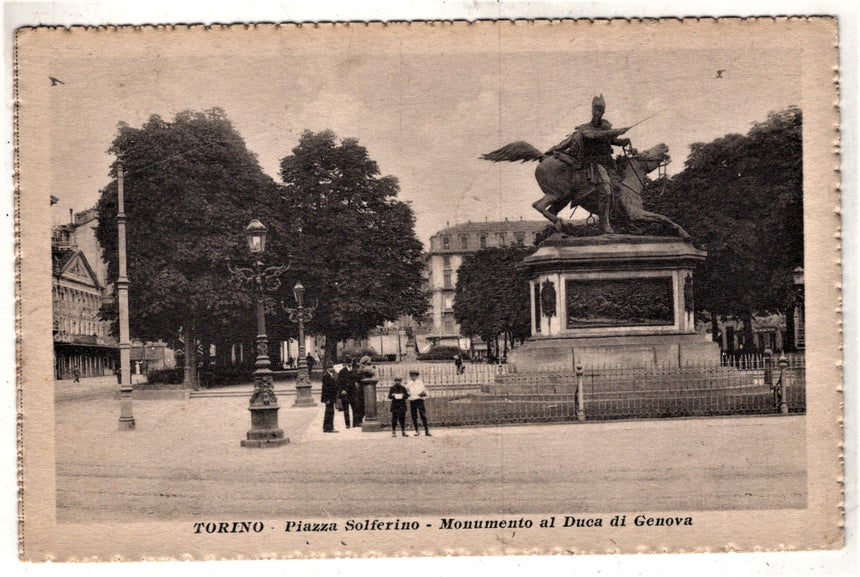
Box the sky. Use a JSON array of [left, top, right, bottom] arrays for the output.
[[44, 25, 801, 246]]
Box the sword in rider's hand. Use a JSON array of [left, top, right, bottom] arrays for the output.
[[615, 113, 659, 137]]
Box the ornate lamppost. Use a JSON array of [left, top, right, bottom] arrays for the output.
[[282, 282, 317, 407], [116, 163, 135, 430], [229, 219, 290, 448]]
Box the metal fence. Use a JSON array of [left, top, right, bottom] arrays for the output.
[[372, 354, 805, 428]]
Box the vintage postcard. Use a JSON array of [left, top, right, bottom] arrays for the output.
[[15, 18, 841, 561]]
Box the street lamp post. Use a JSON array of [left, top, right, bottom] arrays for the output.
[[229, 219, 290, 448], [283, 282, 317, 407], [116, 163, 135, 430]]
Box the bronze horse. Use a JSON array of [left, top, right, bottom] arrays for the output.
[[481, 141, 689, 238]]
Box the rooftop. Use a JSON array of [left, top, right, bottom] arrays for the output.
[[430, 219, 549, 238]]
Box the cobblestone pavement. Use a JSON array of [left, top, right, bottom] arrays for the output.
[[54, 377, 807, 523]]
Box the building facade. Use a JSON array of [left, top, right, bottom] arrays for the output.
[[52, 204, 120, 380], [425, 219, 548, 348], [52, 243, 117, 380]]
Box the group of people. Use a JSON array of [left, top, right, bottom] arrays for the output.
[[285, 353, 317, 372], [387, 369, 431, 437], [321, 356, 370, 432], [320, 357, 431, 438]]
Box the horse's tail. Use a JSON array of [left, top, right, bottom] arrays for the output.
[[481, 141, 544, 163]]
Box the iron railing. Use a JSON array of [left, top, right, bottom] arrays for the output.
[[373, 354, 805, 427]]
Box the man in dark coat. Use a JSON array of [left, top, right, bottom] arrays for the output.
[[321, 365, 340, 433], [338, 359, 358, 429], [388, 377, 410, 437]]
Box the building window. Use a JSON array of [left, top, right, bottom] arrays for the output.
[[515, 231, 525, 245], [480, 234, 487, 249], [444, 295, 453, 310], [497, 233, 506, 246], [460, 235, 469, 249], [443, 235, 451, 250], [443, 317, 455, 333], [443, 271, 452, 289], [443, 255, 451, 268]]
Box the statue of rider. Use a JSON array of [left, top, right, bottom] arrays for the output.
[[545, 95, 631, 234]]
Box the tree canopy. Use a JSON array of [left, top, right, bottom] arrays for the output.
[[643, 106, 803, 344], [275, 130, 428, 364], [95, 109, 279, 362], [453, 245, 535, 355]]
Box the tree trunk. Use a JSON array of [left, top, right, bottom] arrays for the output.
[[324, 336, 338, 368], [741, 313, 755, 352], [783, 305, 795, 352], [183, 326, 193, 388], [189, 333, 199, 389], [711, 314, 720, 343]]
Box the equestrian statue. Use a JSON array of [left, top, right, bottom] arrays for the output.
[[481, 95, 689, 239]]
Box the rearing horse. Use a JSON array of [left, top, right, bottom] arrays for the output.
[[481, 141, 689, 239]]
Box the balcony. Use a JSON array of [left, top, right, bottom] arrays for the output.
[[54, 332, 117, 347]]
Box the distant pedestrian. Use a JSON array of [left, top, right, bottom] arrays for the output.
[[306, 353, 316, 373], [388, 377, 410, 437], [338, 359, 358, 429], [287, 357, 295, 369], [454, 353, 464, 375], [405, 369, 431, 436], [321, 365, 340, 433], [72, 367, 80, 383]]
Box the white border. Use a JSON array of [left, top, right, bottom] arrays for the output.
[[1, 2, 856, 576]]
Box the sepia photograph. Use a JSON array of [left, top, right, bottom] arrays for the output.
[[12, 13, 843, 563]]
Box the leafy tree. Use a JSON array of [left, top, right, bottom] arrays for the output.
[[95, 109, 280, 383], [453, 245, 536, 357], [643, 106, 803, 348], [276, 130, 428, 365]]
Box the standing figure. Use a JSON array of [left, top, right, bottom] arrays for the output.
[[338, 359, 358, 429], [405, 369, 431, 437], [453, 353, 464, 375], [544, 95, 631, 233], [353, 356, 373, 426], [321, 365, 340, 433], [306, 353, 316, 374], [388, 377, 410, 437]]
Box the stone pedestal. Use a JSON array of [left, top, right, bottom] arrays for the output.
[[241, 369, 289, 447], [293, 382, 316, 407], [361, 377, 383, 432], [509, 234, 719, 373], [241, 404, 289, 447]]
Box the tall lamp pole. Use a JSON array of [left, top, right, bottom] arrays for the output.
[[116, 164, 135, 430], [283, 282, 317, 407], [229, 219, 290, 448]]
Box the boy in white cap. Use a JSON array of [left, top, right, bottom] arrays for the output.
[[405, 369, 431, 436]]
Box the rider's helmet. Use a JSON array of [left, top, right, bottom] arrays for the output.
[[591, 94, 606, 116]]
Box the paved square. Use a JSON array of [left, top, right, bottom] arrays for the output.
[[54, 378, 807, 523]]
